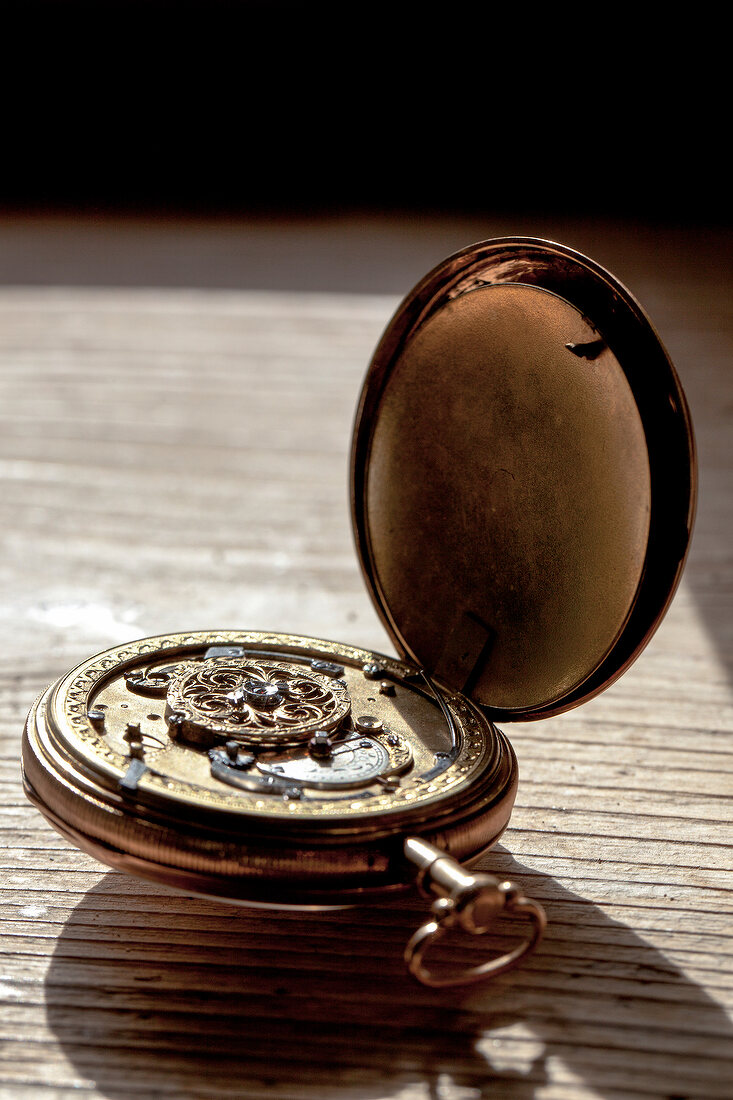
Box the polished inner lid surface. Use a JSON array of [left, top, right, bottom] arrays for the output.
[[352, 239, 696, 720], [365, 282, 649, 712]]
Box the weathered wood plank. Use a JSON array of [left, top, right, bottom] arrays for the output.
[[1, 222, 732, 1099]]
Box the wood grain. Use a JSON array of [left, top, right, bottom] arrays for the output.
[[0, 223, 731, 1099]]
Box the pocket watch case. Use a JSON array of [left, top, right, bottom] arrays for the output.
[[22, 238, 696, 987]]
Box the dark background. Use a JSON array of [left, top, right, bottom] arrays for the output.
[[1, 2, 727, 227]]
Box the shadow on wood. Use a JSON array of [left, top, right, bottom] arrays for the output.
[[43, 849, 732, 1099]]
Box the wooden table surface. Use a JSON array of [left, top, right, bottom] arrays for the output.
[[0, 216, 731, 1099]]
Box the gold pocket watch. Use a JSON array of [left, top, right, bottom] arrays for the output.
[[22, 238, 696, 987]]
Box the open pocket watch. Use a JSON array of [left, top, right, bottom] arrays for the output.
[[22, 238, 696, 987]]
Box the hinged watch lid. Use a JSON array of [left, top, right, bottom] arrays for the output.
[[351, 238, 696, 721]]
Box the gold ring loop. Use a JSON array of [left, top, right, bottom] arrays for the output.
[[405, 891, 546, 988]]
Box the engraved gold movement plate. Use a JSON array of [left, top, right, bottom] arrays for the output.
[[22, 238, 696, 987]]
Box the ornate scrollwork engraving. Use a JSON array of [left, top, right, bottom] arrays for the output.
[[124, 665, 178, 697], [165, 657, 351, 748]]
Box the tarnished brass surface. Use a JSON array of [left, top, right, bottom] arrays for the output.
[[22, 631, 518, 904], [352, 238, 696, 719]]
